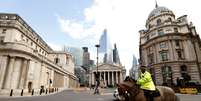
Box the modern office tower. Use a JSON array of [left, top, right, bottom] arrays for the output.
[[82, 47, 90, 72], [113, 44, 121, 65], [63, 46, 83, 68], [129, 55, 139, 80], [99, 29, 113, 64]]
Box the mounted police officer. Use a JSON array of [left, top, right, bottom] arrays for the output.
[[137, 65, 156, 101]]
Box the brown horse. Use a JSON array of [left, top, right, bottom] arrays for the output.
[[117, 77, 179, 101]]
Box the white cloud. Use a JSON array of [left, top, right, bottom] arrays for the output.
[[48, 43, 62, 51], [57, 0, 201, 75]]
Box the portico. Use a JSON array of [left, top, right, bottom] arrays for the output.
[[90, 63, 126, 87]]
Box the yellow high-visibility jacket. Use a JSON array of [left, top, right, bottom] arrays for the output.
[[137, 71, 156, 91]]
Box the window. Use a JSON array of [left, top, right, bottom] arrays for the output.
[[180, 65, 188, 78], [66, 56, 69, 64], [157, 19, 162, 25], [162, 66, 173, 85], [2, 29, 6, 34], [148, 46, 153, 53], [174, 28, 178, 33], [146, 35, 150, 40], [148, 24, 152, 29], [31, 42, 33, 46], [148, 54, 154, 64], [168, 17, 172, 22], [0, 36, 4, 43], [160, 52, 168, 61], [175, 40, 180, 47], [160, 42, 166, 49], [21, 35, 25, 41], [55, 58, 60, 64], [21, 35, 24, 38], [150, 32, 156, 37], [177, 51, 182, 59], [158, 29, 164, 36]]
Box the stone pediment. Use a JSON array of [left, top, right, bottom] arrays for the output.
[[94, 63, 124, 71]]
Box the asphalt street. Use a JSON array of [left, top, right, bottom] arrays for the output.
[[0, 88, 201, 101], [0, 88, 114, 101]]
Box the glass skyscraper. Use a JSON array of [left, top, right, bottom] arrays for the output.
[[99, 29, 113, 64]]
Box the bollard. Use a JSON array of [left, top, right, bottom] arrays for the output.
[[31, 89, 34, 95], [40, 89, 42, 95], [46, 89, 48, 94], [21, 89, 23, 96], [10, 89, 13, 96]]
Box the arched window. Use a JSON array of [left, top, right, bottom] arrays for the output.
[[157, 19, 162, 25], [168, 17, 172, 22]]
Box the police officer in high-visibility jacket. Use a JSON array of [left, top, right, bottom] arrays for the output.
[[137, 65, 156, 101]]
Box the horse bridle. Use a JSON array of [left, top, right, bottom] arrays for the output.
[[127, 83, 140, 98]]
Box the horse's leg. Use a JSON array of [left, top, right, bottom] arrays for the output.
[[134, 91, 147, 101], [153, 96, 162, 101]]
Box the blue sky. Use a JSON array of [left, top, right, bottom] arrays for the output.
[[1, 0, 201, 75], [0, 0, 93, 47]]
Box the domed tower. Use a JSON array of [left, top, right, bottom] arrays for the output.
[[139, 5, 201, 86]]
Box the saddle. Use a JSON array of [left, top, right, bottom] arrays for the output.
[[143, 88, 161, 101], [151, 88, 160, 97]]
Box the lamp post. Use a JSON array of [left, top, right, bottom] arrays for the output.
[[95, 44, 100, 79], [94, 44, 100, 94]]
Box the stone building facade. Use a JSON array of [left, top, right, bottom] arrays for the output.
[[139, 6, 201, 86], [90, 63, 126, 87], [0, 13, 78, 95]]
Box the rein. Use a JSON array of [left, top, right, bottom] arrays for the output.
[[127, 83, 140, 98]]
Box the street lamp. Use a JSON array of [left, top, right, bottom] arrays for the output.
[[94, 44, 100, 94], [95, 44, 100, 79]]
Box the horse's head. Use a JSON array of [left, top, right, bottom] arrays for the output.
[[116, 76, 139, 100]]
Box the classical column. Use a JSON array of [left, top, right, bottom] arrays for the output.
[[0, 56, 8, 89], [50, 69, 54, 87], [24, 59, 30, 89], [19, 59, 28, 89], [104, 71, 107, 86], [112, 71, 114, 86], [108, 72, 110, 85], [116, 71, 118, 84], [120, 72, 123, 83], [99, 71, 101, 80], [92, 72, 94, 85], [11, 58, 22, 89], [3, 57, 15, 89]]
